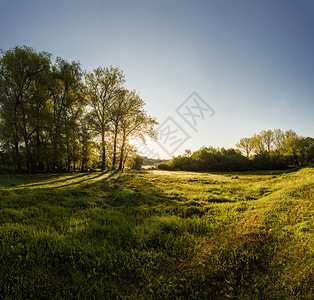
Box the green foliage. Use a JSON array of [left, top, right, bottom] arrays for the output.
[[156, 162, 173, 170], [0, 47, 157, 173], [129, 155, 144, 170], [164, 128, 313, 173], [0, 46, 85, 172], [252, 152, 288, 170], [236, 129, 313, 168], [0, 168, 313, 298], [159, 147, 252, 172]]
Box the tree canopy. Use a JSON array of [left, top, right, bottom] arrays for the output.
[[1, 47, 313, 173], [0, 46, 157, 172], [157, 129, 314, 172]]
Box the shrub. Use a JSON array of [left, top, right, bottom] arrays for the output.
[[156, 162, 173, 171], [129, 155, 144, 170]]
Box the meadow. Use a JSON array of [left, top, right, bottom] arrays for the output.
[[0, 167, 313, 299]]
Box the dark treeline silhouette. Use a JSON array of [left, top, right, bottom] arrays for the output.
[[0, 46, 157, 173], [157, 129, 314, 172]]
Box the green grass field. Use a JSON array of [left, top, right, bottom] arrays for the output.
[[0, 167, 313, 299]]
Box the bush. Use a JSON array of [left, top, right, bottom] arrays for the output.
[[156, 162, 173, 171], [163, 147, 289, 172], [129, 155, 144, 170], [164, 148, 252, 172], [253, 153, 288, 170]]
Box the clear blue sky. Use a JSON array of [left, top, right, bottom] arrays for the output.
[[1, 0, 313, 158]]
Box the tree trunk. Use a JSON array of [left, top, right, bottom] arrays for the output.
[[101, 131, 106, 171], [67, 158, 71, 172], [24, 139, 31, 172], [112, 124, 118, 169], [118, 135, 126, 170], [293, 152, 299, 166], [122, 148, 129, 170], [14, 139, 21, 173], [36, 129, 41, 172]]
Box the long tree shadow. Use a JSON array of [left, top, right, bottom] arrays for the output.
[[53, 171, 111, 189], [82, 170, 190, 210], [73, 170, 122, 190], [103, 170, 120, 181], [21, 172, 92, 188]]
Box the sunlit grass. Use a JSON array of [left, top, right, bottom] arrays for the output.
[[0, 171, 111, 190], [0, 167, 313, 298]]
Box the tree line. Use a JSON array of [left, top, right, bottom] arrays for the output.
[[157, 129, 314, 172], [236, 129, 314, 166], [0, 46, 157, 173]]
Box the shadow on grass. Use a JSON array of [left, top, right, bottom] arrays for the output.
[[0, 168, 312, 299], [151, 168, 300, 176], [20, 172, 92, 188], [207, 197, 235, 203], [0, 173, 65, 188], [53, 171, 112, 189]]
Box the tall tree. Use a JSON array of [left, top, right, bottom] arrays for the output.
[[282, 130, 302, 166], [260, 129, 274, 152], [273, 128, 285, 155], [108, 88, 126, 169], [85, 66, 125, 171], [0, 46, 51, 171], [301, 137, 314, 164], [47, 58, 83, 171], [0, 47, 159, 173], [252, 133, 265, 154], [27, 65, 52, 171], [117, 90, 157, 170], [78, 114, 97, 171], [236, 137, 254, 157]]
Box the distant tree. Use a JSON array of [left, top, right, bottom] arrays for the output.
[[183, 149, 192, 157], [273, 129, 285, 154], [170, 155, 194, 171], [251, 133, 266, 154], [236, 137, 254, 157], [260, 129, 274, 152], [168, 147, 250, 172], [129, 155, 144, 170], [191, 147, 220, 171], [252, 152, 287, 170], [301, 137, 314, 164], [156, 162, 173, 170], [282, 130, 303, 166]]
